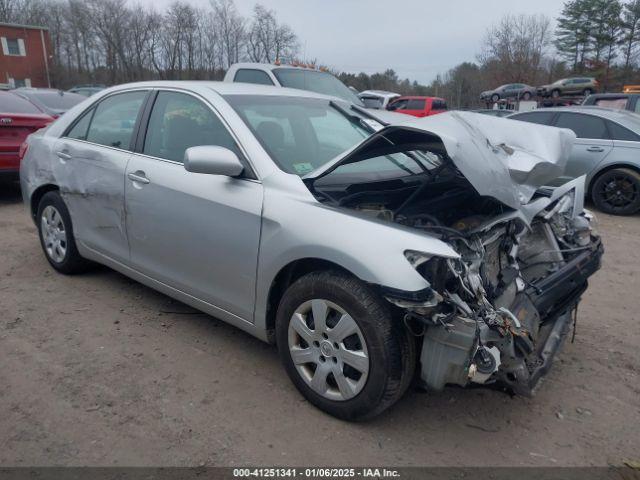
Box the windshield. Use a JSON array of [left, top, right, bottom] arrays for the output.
[[273, 68, 364, 106], [226, 95, 371, 175], [0, 93, 42, 114], [315, 148, 444, 187]]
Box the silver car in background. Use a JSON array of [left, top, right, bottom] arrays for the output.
[[20, 82, 602, 420], [510, 106, 640, 215], [480, 83, 536, 103]]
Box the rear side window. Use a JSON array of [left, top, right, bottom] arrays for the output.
[[431, 99, 447, 110], [511, 111, 556, 125], [608, 121, 640, 141], [233, 69, 274, 86], [360, 96, 383, 109], [555, 113, 609, 139], [143, 91, 239, 163], [0, 92, 41, 114], [85, 91, 147, 149], [406, 99, 426, 110]]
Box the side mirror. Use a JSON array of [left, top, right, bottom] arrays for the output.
[[184, 145, 244, 177]]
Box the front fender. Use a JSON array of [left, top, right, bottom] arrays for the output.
[[253, 174, 459, 330]]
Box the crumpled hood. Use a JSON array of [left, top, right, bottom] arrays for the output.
[[305, 111, 576, 210]]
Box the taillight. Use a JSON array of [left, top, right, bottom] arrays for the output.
[[18, 142, 29, 161]]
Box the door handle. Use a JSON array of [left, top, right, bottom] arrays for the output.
[[586, 146, 605, 153], [56, 151, 72, 160], [128, 172, 150, 184]]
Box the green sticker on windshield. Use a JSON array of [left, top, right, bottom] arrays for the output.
[[293, 162, 314, 174]]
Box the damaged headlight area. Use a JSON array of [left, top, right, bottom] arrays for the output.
[[386, 194, 603, 396], [310, 124, 602, 397]]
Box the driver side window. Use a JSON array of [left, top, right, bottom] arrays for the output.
[[143, 91, 240, 163]]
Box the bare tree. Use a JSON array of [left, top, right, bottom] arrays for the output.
[[247, 4, 298, 63], [212, 0, 245, 69], [479, 13, 552, 85]]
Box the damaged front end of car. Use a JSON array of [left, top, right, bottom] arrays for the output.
[[304, 111, 603, 396]]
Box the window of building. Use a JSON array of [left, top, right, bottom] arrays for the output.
[[1, 37, 26, 56]]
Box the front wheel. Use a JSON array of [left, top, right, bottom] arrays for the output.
[[36, 191, 92, 274], [276, 271, 415, 420], [522, 91, 532, 100], [491, 94, 500, 103], [591, 168, 640, 215], [551, 89, 561, 99], [583, 88, 594, 96]]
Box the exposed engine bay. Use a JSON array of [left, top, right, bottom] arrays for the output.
[[305, 116, 603, 395]]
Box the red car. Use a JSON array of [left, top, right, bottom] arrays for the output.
[[0, 91, 54, 178], [387, 96, 448, 117]]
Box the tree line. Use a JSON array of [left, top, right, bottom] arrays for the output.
[[2, 0, 640, 108], [0, 0, 299, 86]]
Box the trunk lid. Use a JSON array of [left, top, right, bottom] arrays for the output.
[[0, 113, 53, 155]]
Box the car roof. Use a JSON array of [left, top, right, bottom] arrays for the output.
[[359, 90, 400, 98], [98, 80, 351, 102], [393, 96, 445, 100], [586, 92, 640, 98], [228, 62, 319, 72], [513, 106, 640, 130]]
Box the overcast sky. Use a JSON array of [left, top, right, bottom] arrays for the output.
[[143, 0, 566, 84]]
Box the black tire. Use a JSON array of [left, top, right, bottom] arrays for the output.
[[522, 91, 532, 100], [551, 89, 561, 99], [491, 93, 500, 103], [276, 271, 416, 420], [583, 88, 594, 96], [591, 168, 640, 215], [36, 191, 92, 274]]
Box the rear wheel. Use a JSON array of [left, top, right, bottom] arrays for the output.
[[551, 89, 561, 99], [36, 191, 92, 273], [591, 168, 640, 215], [276, 271, 415, 420], [583, 88, 594, 96]]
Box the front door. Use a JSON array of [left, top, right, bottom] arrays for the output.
[[53, 90, 148, 262], [125, 90, 263, 321]]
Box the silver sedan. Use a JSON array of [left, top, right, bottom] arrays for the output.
[[20, 82, 602, 419], [510, 107, 640, 215]]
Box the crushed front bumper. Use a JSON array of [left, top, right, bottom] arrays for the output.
[[418, 237, 603, 395]]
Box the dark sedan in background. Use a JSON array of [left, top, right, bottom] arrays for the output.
[[11, 88, 85, 118], [510, 106, 640, 215]]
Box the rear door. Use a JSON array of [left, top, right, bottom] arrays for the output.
[[53, 89, 149, 262], [552, 112, 613, 184], [125, 89, 263, 321]]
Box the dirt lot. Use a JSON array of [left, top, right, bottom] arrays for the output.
[[0, 179, 638, 467]]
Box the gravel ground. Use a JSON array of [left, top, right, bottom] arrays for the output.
[[0, 179, 638, 467]]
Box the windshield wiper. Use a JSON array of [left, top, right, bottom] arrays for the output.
[[329, 100, 376, 133], [350, 104, 390, 126]]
